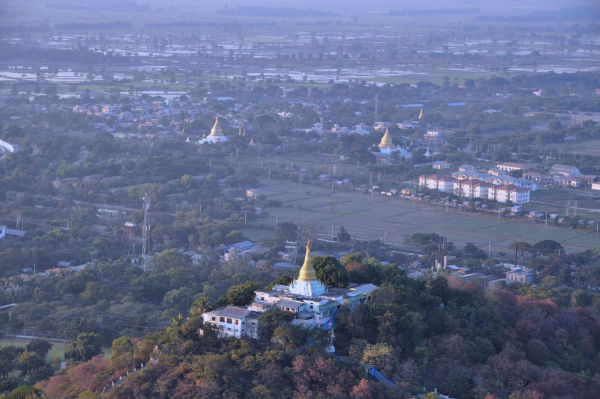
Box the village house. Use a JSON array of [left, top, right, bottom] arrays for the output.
[[496, 162, 525, 172], [506, 269, 535, 284]]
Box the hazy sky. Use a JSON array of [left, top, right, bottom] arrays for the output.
[[169, 0, 599, 13], [1, 0, 599, 26]]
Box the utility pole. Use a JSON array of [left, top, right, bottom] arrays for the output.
[[374, 93, 379, 123], [142, 193, 151, 272]]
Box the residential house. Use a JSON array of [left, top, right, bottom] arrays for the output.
[[550, 164, 580, 177], [506, 269, 535, 284], [496, 162, 525, 172], [432, 161, 451, 170]]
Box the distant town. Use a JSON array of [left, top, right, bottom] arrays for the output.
[[1, 2, 600, 398]]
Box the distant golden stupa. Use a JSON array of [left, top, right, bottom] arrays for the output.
[[209, 117, 223, 137], [378, 127, 394, 150]]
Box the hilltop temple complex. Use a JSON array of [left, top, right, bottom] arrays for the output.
[[201, 240, 377, 339]]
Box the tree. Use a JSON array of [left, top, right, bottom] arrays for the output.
[[350, 379, 385, 399], [312, 256, 349, 287], [463, 243, 487, 260], [19, 351, 51, 382], [533, 240, 563, 256], [224, 281, 260, 306], [337, 226, 351, 242], [360, 343, 394, 373], [180, 174, 195, 190], [258, 310, 293, 341], [272, 324, 308, 348], [25, 339, 52, 358], [292, 355, 355, 397], [110, 336, 134, 373], [276, 222, 298, 242], [2, 386, 45, 399], [0, 346, 24, 379], [267, 275, 292, 289], [110, 337, 133, 359], [65, 333, 103, 362], [189, 295, 212, 317]]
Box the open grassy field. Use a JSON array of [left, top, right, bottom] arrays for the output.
[[252, 179, 600, 256], [0, 337, 111, 361], [531, 189, 600, 220], [0, 337, 70, 361], [550, 139, 600, 158]]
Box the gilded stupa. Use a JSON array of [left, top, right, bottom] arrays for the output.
[[289, 239, 326, 297], [199, 116, 229, 144], [378, 127, 394, 151], [373, 126, 411, 158]]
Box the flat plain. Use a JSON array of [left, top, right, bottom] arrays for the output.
[[250, 179, 600, 255]]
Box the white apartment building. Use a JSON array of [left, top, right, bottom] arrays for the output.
[[201, 306, 260, 339], [423, 175, 531, 204], [491, 185, 530, 204], [419, 175, 454, 193]]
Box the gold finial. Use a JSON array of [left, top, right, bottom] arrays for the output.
[[298, 239, 317, 281], [418, 108, 423, 120]]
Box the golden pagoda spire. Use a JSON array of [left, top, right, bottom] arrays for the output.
[[378, 127, 394, 150], [209, 116, 222, 136], [298, 239, 317, 281], [418, 108, 423, 120]]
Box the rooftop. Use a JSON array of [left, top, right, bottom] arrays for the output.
[[209, 306, 253, 318]]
